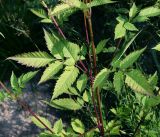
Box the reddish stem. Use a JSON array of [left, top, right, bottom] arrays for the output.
[[0, 81, 54, 134]]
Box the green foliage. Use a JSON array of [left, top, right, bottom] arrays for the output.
[[113, 71, 124, 94], [39, 61, 63, 84], [93, 68, 110, 90], [53, 119, 63, 134], [76, 74, 88, 93], [5, 0, 160, 136], [125, 70, 154, 96], [114, 22, 126, 39], [153, 43, 160, 51], [49, 98, 83, 110], [129, 3, 138, 18], [18, 71, 38, 87], [139, 7, 160, 17], [71, 119, 85, 134], [87, 0, 115, 8], [31, 116, 52, 129], [119, 47, 146, 69], [96, 39, 110, 54], [8, 51, 53, 68], [52, 66, 79, 99]]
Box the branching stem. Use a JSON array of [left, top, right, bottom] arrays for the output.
[[0, 81, 54, 134], [84, 0, 105, 136]]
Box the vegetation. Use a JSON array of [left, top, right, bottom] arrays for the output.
[[0, 0, 160, 136]]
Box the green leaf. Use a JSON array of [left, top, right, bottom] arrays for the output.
[[18, 71, 38, 87], [83, 90, 90, 102], [113, 71, 124, 94], [53, 119, 63, 134], [51, 4, 71, 16], [8, 51, 53, 68], [30, 9, 47, 19], [0, 32, 5, 38], [62, 40, 80, 62], [125, 70, 154, 96], [52, 66, 79, 99], [87, 0, 115, 8], [62, 0, 87, 9], [71, 119, 85, 134], [49, 98, 83, 110], [148, 72, 158, 88], [68, 87, 80, 96], [129, 3, 138, 18], [39, 61, 63, 84], [143, 96, 160, 109], [31, 116, 52, 129], [44, 30, 80, 62], [124, 22, 138, 31], [139, 7, 160, 17], [76, 74, 88, 93], [40, 18, 52, 23], [44, 30, 64, 59], [132, 16, 149, 23], [114, 22, 126, 39], [96, 39, 109, 54], [113, 31, 141, 62], [152, 43, 160, 51], [10, 71, 20, 91], [93, 68, 110, 90], [103, 47, 116, 53], [120, 47, 146, 69]]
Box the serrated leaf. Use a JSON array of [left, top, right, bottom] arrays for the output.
[[10, 72, 20, 91], [30, 9, 47, 19], [18, 71, 38, 87], [68, 87, 80, 96], [8, 51, 53, 68], [62, 0, 87, 9], [129, 3, 138, 18], [148, 72, 158, 88], [114, 22, 126, 39], [39, 61, 63, 84], [96, 39, 109, 54], [44, 30, 80, 62], [49, 98, 83, 110], [113, 71, 124, 94], [77, 74, 88, 93], [124, 22, 138, 31], [31, 116, 52, 129], [51, 4, 71, 15], [53, 119, 63, 134], [52, 66, 79, 99], [44, 29, 63, 59], [93, 68, 110, 90], [120, 47, 146, 69], [139, 7, 160, 17], [62, 40, 80, 62], [153, 43, 160, 51], [125, 70, 154, 96], [71, 119, 85, 134], [87, 0, 115, 8]]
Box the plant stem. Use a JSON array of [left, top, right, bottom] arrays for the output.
[[86, 0, 105, 135], [41, 0, 88, 73], [41, 1, 66, 39], [0, 81, 54, 134]]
